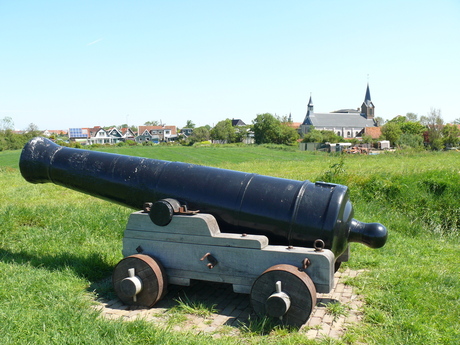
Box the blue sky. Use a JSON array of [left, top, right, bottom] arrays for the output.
[[1, 0, 459, 130]]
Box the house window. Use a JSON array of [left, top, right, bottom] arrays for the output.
[[165, 130, 170, 135], [337, 131, 341, 136], [347, 131, 351, 137]]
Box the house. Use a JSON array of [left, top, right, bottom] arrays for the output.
[[180, 128, 194, 138], [69, 126, 131, 145], [300, 84, 378, 139], [43, 129, 68, 137], [68, 128, 90, 143], [120, 127, 136, 141], [231, 119, 246, 127], [86, 127, 123, 145], [135, 125, 177, 144]]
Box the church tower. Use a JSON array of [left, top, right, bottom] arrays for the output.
[[361, 83, 374, 119], [302, 95, 314, 125]]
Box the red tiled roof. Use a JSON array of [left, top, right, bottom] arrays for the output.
[[45, 129, 68, 135], [138, 125, 177, 135], [282, 122, 302, 129], [364, 127, 382, 139]]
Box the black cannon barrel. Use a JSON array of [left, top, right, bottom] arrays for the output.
[[19, 137, 387, 257]]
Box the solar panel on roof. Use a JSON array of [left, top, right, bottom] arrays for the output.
[[69, 128, 84, 138]]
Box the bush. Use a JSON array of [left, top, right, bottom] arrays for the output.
[[355, 172, 459, 236], [396, 133, 424, 149]]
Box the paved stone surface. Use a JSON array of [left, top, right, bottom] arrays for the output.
[[92, 268, 365, 340]]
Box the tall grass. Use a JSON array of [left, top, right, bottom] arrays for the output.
[[1, 146, 459, 344]]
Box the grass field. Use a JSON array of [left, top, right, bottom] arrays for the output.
[[1, 144, 459, 344]]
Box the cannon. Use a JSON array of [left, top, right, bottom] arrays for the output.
[[20, 137, 387, 327]]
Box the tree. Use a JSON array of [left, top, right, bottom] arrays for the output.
[[374, 116, 385, 126], [144, 120, 160, 126], [421, 108, 444, 150], [24, 123, 41, 137], [188, 126, 210, 144], [442, 124, 460, 148], [0, 117, 28, 151], [399, 121, 426, 136], [185, 120, 195, 129], [387, 115, 407, 124], [382, 115, 425, 147], [0, 116, 14, 131], [252, 113, 279, 144], [321, 130, 343, 143], [210, 119, 236, 143], [252, 113, 299, 145], [279, 124, 300, 145], [362, 134, 374, 144], [406, 112, 418, 122], [381, 121, 403, 146], [453, 118, 460, 125], [302, 129, 323, 143], [395, 133, 424, 149]]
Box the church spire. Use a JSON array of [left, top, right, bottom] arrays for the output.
[[307, 94, 314, 113], [364, 83, 371, 104]]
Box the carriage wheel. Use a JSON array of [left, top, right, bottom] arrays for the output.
[[250, 264, 317, 328], [112, 254, 167, 307]]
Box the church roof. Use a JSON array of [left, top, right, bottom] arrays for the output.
[[331, 109, 361, 113], [305, 112, 376, 128]]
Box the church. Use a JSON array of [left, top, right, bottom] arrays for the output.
[[300, 84, 378, 139]]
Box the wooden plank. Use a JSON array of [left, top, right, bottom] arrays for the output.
[[125, 212, 268, 249], [124, 229, 268, 249], [126, 212, 221, 236]]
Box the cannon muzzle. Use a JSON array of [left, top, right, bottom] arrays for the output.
[[19, 137, 387, 257]]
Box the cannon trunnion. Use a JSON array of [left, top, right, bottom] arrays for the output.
[[19, 137, 388, 327]]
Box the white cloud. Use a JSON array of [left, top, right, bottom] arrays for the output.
[[87, 38, 104, 46]]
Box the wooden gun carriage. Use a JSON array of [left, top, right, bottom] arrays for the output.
[[20, 137, 387, 327]]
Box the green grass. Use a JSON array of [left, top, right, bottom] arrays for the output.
[[170, 295, 217, 318], [324, 302, 349, 323], [1, 144, 460, 344]]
